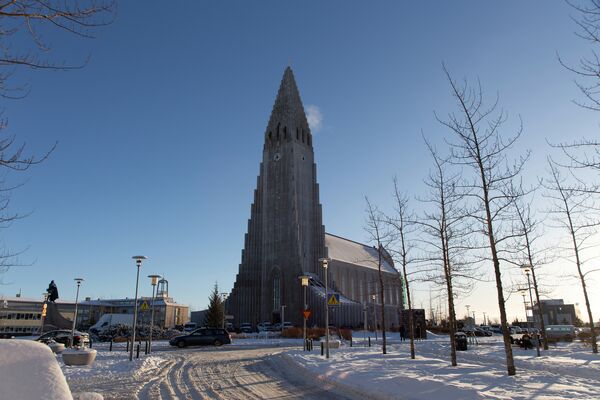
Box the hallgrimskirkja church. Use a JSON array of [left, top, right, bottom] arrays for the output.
[[226, 68, 404, 329]]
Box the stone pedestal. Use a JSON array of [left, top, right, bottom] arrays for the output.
[[62, 349, 97, 366]]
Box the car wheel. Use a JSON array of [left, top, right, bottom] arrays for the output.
[[177, 340, 186, 348], [213, 340, 222, 347]]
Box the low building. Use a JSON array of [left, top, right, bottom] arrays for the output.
[[78, 296, 189, 329], [531, 299, 578, 326], [0, 296, 76, 337]]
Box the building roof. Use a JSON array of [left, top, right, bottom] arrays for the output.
[[325, 233, 397, 275], [0, 295, 75, 305]]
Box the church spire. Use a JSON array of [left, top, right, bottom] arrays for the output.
[[265, 67, 311, 145]]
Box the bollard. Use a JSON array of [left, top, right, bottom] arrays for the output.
[[321, 342, 324, 356], [368, 336, 371, 347], [350, 337, 353, 347], [136, 343, 140, 359], [310, 339, 313, 351], [109, 340, 113, 352], [145, 340, 149, 355], [126, 338, 129, 352]]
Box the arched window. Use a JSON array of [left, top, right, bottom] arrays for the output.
[[268, 131, 272, 140], [284, 126, 287, 139], [302, 130, 305, 143], [277, 123, 280, 140], [296, 128, 299, 140], [273, 270, 281, 311], [307, 133, 312, 146]]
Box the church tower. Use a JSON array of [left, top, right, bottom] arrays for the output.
[[227, 67, 327, 327]]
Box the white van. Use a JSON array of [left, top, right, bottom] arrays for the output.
[[89, 314, 134, 333], [546, 325, 575, 342]]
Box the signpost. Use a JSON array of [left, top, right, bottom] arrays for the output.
[[303, 310, 312, 319]]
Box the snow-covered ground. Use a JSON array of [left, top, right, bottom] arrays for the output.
[[19, 334, 595, 399], [284, 332, 600, 400]]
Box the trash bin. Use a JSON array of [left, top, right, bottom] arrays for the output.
[[455, 332, 468, 351]]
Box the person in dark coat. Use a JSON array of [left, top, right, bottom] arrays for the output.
[[400, 326, 406, 341], [47, 280, 59, 302]]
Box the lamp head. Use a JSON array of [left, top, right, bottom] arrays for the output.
[[520, 264, 531, 274], [132, 255, 148, 266], [319, 257, 330, 269], [74, 278, 84, 285], [148, 274, 161, 285], [299, 275, 310, 287]]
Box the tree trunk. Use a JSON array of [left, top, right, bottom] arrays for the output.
[[378, 247, 387, 354], [403, 266, 415, 359]]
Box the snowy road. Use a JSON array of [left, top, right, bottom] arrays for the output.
[[67, 345, 355, 400]]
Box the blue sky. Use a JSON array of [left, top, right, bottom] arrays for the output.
[[1, 1, 598, 323]]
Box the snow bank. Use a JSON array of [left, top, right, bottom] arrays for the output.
[[284, 338, 600, 399], [0, 339, 72, 400]]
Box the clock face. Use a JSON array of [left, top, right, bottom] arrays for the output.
[[273, 153, 281, 162]]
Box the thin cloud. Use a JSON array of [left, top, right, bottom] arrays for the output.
[[306, 104, 323, 133]]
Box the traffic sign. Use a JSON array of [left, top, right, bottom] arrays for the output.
[[327, 293, 340, 306], [140, 301, 149, 311], [303, 309, 312, 319]]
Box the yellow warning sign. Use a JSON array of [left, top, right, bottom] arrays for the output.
[[140, 301, 150, 311], [327, 293, 340, 306]]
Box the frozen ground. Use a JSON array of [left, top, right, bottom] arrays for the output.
[[63, 340, 350, 399], [55, 335, 600, 399], [286, 332, 600, 400]]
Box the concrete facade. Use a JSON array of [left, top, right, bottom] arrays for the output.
[[227, 68, 403, 329]]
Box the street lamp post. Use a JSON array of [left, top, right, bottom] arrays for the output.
[[521, 265, 540, 357], [220, 293, 229, 329], [70, 278, 84, 348], [519, 289, 528, 325], [483, 312, 487, 326], [299, 275, 310, 351], [147, 274, 161, 354], [130, 255, 147, 361], [319, 258, 330, 359], [372, 293, 378, 341]]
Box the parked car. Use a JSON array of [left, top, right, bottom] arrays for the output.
[[239, 323, 253, 333], [169, 328, 231, 348], [183, 322, 198, 333], [36, 330, 91, 347], [273, 322, 294, 331], [546, 325, 575, 342], [257, 321, 273, 332]]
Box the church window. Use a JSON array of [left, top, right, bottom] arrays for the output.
[[273, 269, 281, 311], [277, 123, 280, 140], [302, 130, 305, 143], [307, 134, 312, 146], [284, 126, 288, 139], [296, 128, 299, 140], [268, 131, 272, 140]]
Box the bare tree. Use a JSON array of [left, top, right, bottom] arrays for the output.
[[364, 196, 392, 354], [512, 198, 551, 351], [0, 0, 115, 96], [0, 1, 113, 274], [543, 160, 598, 353], [553, 0, 600, 187], [437, 66, 530, 376], [416, 141, 474, 367], [386, 177, 417, 359]]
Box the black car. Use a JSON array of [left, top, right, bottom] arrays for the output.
[[169, 328, 231, 348], [36, 330, 91, 347]]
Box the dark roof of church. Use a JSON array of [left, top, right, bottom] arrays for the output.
[[325, 233, 397, 274]]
